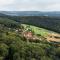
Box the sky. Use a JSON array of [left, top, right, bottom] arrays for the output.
[[0, 0, 60, 11]]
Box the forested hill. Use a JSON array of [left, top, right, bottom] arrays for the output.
[[0, 13, 60, 33], [0, 13, 20, 28], [8, 16, 60, 33], [20, 16, 60, 33]]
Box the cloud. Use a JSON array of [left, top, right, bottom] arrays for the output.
[[0, 0, 60, 11], [44, 3, 60, 11], [12, 0, 60, 11], [0, 0, 14, 6], [0, 0, 15, 11]]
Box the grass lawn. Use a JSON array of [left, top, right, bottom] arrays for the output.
[[21, 24, 53, 37]]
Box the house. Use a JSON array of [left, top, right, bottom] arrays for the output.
[[23, 31, 33, 39]]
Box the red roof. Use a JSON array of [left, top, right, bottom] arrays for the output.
[[23, 31, 33, 38]]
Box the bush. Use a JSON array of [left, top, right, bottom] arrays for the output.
[[0, 43, 8, 57]]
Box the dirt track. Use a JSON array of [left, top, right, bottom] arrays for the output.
[[46, 33, 60, 42]]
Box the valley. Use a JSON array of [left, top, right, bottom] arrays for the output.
[[0, 12, 60, 60]]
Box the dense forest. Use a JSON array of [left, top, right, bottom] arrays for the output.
[[18, 16, 60, 33], [0, 14, 60, 60], [0, 14, 60, 33]]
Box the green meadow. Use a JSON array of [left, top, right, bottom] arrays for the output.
[[21, 24, 53, 37]]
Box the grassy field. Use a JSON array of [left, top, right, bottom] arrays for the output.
[[21, 24, 53, 37]]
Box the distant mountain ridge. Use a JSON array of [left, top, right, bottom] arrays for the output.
[[0, 11, 60, 16]]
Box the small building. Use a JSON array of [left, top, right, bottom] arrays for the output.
[[23, 31, 33, 39]]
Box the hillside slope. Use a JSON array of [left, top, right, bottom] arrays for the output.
[[0, 16, 20, 28], [22, 24, 60, 42], [0, 13, 60, 33], [18, 16, 60, 33]]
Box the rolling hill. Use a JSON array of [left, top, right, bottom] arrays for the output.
[[22, 24, 60, 42], [17, 16, 60, 33], [1, 11, 60, 16], [0, 12, 60, 33]]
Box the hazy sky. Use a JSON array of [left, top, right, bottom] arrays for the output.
[[0, 0, 60, 11]]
